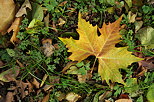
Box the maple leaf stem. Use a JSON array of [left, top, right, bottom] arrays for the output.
[[90, 58, 97, 74]]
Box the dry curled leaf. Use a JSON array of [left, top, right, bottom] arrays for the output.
[[139, 57, 154, 71], [58, 18, 66, 26], [16, 0, 32, 17], [40, 74, 48, 87], [115, 99, 132, 102], [66, 92, 81, 102], [7, 17, 22, 44], [58, 1, 68, 6], [5, 92, 14, 102], [42, 92, 50, 102], [59, 13, 142, 84], [42, 39, 55, 57], [0, 67, 20, 82], [0, 0, 16, 35], [128, 11, 137, 23], [32, 78, 40, 89], [0, 61, 4, 67]]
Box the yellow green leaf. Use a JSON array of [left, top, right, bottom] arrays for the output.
[[59, 13, 142, 84], [98, 47, 141, 84]]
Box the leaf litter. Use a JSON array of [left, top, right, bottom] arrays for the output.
[[0, 0, 154, 102]]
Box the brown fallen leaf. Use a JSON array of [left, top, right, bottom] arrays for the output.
[[128, 11, 137, 23], [42, 39, 55, 57], [0, 0, 16, 35], [31, 78, 40, 89], [77, 74, 87, 83], [5, 92, 14, 102], [7, 17, 22, 44], [61, 61, 77, 73], [115, 99, 132, 102], [99, 91, 112, 101], [43, 84, 53, 92], [139, 57, 154, 71], [66, 92, 81, 102], [58, 1, 68, 6], [5, 80, 30, 101], [16, 0, 32, 17], [44, 13, 49, 27], [77, 72, 92, 83], [51, 21, 58, 32], [119, 94, 129, 99], [49, 76, 60, 84], [16, 60, 25, 68], [0, 61, 4, 67], [16, 80, 29, 98], [0, 67, 20, 82], [41, 92, 50, 102], [26, 80, 34, 93], [58, 18, 66, 26], [105, 100, 111, 102], [55, 91, 66, 101]]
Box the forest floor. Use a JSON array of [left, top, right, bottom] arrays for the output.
[[0, 0, 154, 102]]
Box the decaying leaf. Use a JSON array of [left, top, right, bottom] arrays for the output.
[[0, 61, 4, 67], [31, 3, 44, 21], [59, 13, 142, 84], [66, 92, 81, 102], [0, 67, 20, 82], [43, 85, 53, 92], [7, 17, 22, 44], [58, 1, 68, 6], [139, 57, 154, 71], [0, 0, 16, 35], [136, 26, 154, 49], [134, 21, 143, 33], [16, 0, 32, 17], [40, 74, 48, 87], [42, 39, 55, 57], [77, 74, 89, 83], [44, 13, 50, 27], [42, 92, 50, 102], [128, 11, 137, 23], [58, 18, 66, 26], [5, 80, 30, 101], [31, 78, 40, 89], [62, 61, 77, 73], [16, 80, 29, 98], [55, 91, 66, 101], [5, 92, 14, 102], [115, 99, 132, 102]]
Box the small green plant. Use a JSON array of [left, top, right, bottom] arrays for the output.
[[142, 5, 154, 27]]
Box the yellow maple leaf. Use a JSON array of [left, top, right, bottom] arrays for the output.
[[59, 13, 142, 84]]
